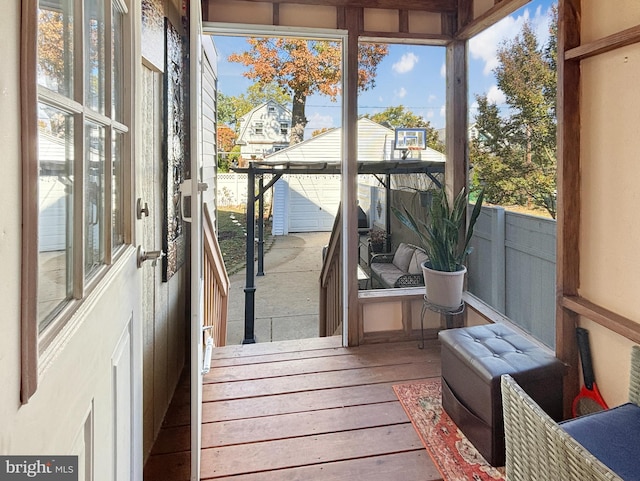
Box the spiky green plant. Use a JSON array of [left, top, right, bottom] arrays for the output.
[[392, 187, 485, 272]]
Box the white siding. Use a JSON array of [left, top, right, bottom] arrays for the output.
[[202, 37, 218, 218]]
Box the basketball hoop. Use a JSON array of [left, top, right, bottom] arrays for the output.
[[402, 146, 421, 160]]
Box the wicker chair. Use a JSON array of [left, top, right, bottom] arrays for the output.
[[502, 345, 640, 481]]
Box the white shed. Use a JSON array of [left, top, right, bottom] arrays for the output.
[[267, 118, 446, 234]]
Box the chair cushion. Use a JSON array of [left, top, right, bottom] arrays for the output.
[[408, 249, 428, 275], [561, 403, 640, 481], [392, 243, 414, 272]]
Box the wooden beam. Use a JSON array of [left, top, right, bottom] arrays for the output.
[[457, 0, 473, 31], [445, 40, 467, 200], [565, 24, 640, 61], [556, 0, 581, 419], [272, 2, 280, 25], [399, 10, 409, 33], [455, 0, 528, 40], [205, 0, 456, 12], [345, 7, 360, 347], [360, 31, 450, 44], [562, 296, 640, 345]]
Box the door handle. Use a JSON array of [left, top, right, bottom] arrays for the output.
[[137, 246, 165, 268]]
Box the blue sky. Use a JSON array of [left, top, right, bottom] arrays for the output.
[[213, 0, 556, 137]]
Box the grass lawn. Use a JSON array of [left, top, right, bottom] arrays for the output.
[[217, 206, 272, 275]]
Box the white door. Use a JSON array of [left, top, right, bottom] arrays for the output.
[[288, 175, 341, 232], [189, 2, 205, 480]]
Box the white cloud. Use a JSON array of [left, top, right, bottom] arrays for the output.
[[392, 52, 419, 74], [378, 96, 384, 102], [469, 5, 554, 76], [440, 62, 446, 78], [486, 85, 507, 105], [394, 87, 407, 98], [305, 112, 334, 131], [428, 94, 436, 103], [426, 110, 434, 119], [440, 104, 446, 119]]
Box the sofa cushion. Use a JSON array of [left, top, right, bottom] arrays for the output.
[[392, 243, 415, 272], [408, 248, 428, 275], [370, 263, 404, 288], [561, 403, 640, 481]]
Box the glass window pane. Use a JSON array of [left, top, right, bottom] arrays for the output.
[[112, 6, 123, 121], [38, 103, 74, 330], [37, 0, 74, 97], [85, 122, 106, 277], [85, 0, 106, 114], [112, 131, 124, 249]]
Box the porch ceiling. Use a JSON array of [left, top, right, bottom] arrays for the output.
[[221, 0, 457, 13]]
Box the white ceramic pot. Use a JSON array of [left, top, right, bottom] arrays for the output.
[[421, 262, 466, 309]]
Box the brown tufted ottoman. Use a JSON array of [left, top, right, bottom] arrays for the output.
[[438, 323, 565, 466]]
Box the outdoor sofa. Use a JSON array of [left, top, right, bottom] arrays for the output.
[[501, 345, 640, 481], [369, 242, 427, 288]]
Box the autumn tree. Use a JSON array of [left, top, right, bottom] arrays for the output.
[[471, 9, 557, 218], [229, 39, 388, 144], [364, 105, 444, 153]]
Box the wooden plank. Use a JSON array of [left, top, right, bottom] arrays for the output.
[[200, 424, 424, 478], [565, 24, 640, 61], [202, 379, 429, 423], [154, 401, 411, 454], [209, 451, 442, 481], [210, 336, 341, 360], [203, 402, 409, 447], [562, 296, 640, 345], [210, 339, 434, 368], [209, 346, 351, 368], [203, 362, 439, 401], [205, 346, 440, 383]]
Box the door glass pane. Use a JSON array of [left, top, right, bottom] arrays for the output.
[[38, 103, 74, 330], [85, 0, 106, 114], [37, 0, 74, 98], [112, 131, 124, 249], [112, 6, 123, 121], [85, 122, 106, 277]]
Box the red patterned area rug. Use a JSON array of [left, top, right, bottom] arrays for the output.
[[393, 379, 505, 481]]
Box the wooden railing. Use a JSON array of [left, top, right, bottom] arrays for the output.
[[319, 206, 342, 337], [203, 203, 229, 347]]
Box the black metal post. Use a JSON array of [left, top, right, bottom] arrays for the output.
[[385, 172, 392, 252], [243, 165, 257, 344], [257, 175, 265, 276]]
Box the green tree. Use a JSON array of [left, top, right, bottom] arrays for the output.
[[471, 8, 557, 218], [229, 38, 388, 144], [364, 105, 444, 152]]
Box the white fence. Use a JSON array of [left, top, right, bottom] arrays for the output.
[[467, 205, 557, 347], [216, 172, 273, 207]]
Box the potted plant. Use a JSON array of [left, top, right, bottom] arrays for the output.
[[369, 228, 387, 254], [392, 187, 484, 309]]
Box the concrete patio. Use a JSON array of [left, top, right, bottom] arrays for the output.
[[225, 231, 332, 345]]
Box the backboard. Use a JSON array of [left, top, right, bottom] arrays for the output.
[[394, 128, 428, 150]]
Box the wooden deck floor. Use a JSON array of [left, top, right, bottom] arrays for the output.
[[144, 336, 444, 481]]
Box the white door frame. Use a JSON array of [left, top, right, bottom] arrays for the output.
[[201, 22, 350, 346], [189, 1, 205, 479]]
